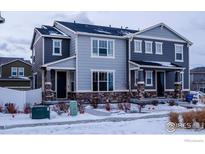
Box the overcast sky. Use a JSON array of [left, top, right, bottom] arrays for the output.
[[0, 11, 204, 68]]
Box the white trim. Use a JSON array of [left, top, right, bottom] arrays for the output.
[[141, 65, 185, 70], [55, 21, 77, 34], [42, 56, 76, 67], [145, 70, 153, 87], [77, 31, 124, 39], [91, 37, 115, 59], [4, 86, 31, 89], [144, 89, 156, 92], [165, 89, 174, 92], [127, 22, 192, 45], [52, 39, 62, 56], [75, 35, 79, 92], [180, 71, 184, 90], [46, 67, 75, 70], [18, 67, 24, 77], [145, 41, 153, 54], [90, 69, 115, 92], [42, 37, 45, 64], [134, 70, 138, 86], [155, 70, 166, 93], [175, 44, 184, 62], [155, 42, 163, 55], [135, 35, 187, 43], [55, 70, 68, 99], [129, 61, 140, 68], [134, 40, 142, 53], [11, 67, 17, 77], [42, 70, 44, 91], [1, 59, 31, 67]]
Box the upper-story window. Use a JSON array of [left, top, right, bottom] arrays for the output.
[[18, 67, 24, 77], [175, 44, 183, 62], [11, 67, 17, 77], [134, 40, 142, 53], [52, 39, 62, 56], [145, 71, 153, 86], [91, 38, 114, 58], [145, 41, 153, 54], [155, 42, 163, 55]]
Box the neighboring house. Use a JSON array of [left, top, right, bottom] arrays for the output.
[[30, 21, 192, 100], [0, 57, 32, 90], [190, 67, 205, 91]]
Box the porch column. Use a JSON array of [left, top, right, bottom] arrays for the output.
[[174, 71, 182, 99], [44, 68, 54, 101], [137, 69, 145, 99]]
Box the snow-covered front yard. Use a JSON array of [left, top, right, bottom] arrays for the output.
[[0, 103, 205, 134]]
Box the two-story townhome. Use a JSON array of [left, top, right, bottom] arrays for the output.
[[0, 57, 32, 90], [190, 67, 205, 91], [30, 21, 192, 101]]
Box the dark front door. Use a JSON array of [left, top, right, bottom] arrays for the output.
[[157, 72, 165, 97], [57, 72, 67, 98]]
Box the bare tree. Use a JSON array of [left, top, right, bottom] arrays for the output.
[[0, 12, 5, 24]]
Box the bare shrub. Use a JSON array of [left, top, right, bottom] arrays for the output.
[[169, 112, 179, 124], [6, 103, 17, 114], [182, 111, 195, 129], [168, 100, 176, 106], [195, 110, 205, 128]]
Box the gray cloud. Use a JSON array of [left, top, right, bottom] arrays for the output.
[[51, 12, 93, 24]]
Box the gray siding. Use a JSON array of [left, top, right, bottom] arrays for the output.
[[47, 57, 76, 68], [32, 37, 43, 88], [77, 35, 127, 91], [55, 23, 76, 56], [130, 37, 189, 89], [140, 26, 184, 41], [44, 38, 70, 64]]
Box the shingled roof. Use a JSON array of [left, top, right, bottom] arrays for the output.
[[190, 67, 205, 73], [55, 21, 138, 36], [0, 57, 31, 66]]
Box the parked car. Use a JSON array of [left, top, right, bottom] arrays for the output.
[[199, 87, 205, 93]]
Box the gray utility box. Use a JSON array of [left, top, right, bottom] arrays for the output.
[[31, 105, 50, 119]]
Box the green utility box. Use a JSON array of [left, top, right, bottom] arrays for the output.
[[31, 105, 50, 119], [70, 101, 78, 116]]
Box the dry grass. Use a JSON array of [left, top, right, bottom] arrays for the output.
[[182, 111, 195, 129], [169, 112, 179, 124], [195, 110, 205, 128]]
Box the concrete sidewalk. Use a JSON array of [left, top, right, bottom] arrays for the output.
[[0, 113, 168, 130]]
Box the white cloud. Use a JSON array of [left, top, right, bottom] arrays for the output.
[[0, 11, 204, 67]]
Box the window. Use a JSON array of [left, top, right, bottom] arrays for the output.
[[180, 72, 184, 90], [134, 40, 142, 53], [70, 71, 75, 92], [145, 41, 153, 54], [91, 38, 114, 58], [134, 70, 139, 85], [52, 39, 62, 55], [33, 48, 35, 63], [18, 67, 24, 77], [11, 67, 17, 77], [145, 71, 153, 86], [92, 71, 114, 91], [155, 42, 163, 55], [175, 44, 183, 62]]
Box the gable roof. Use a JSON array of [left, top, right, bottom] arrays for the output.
[[0, 57, 31, 66], [55, 21, 138, 36], [128, 23, 192, 45], [190, 67, 205, 73]]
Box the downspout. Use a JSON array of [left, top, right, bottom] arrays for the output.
[[128, 36, 133, 92]]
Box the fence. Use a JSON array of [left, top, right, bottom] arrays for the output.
[[0, 87, 42, 110]]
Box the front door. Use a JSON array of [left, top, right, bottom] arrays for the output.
[[157, 72, 165, 97], [57, 71, 67, 98]]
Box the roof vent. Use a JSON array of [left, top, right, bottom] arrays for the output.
[[121, 26, 123, 29], [125, 27, 128, 29], [109, 25, 111, 27], [74, 20, 76, 24]]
